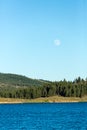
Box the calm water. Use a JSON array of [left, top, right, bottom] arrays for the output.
[[0, 103, 87, 130]]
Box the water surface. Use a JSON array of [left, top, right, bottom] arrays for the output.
[[0, 103, 87, 130]]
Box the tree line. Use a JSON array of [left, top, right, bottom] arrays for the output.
[[0, 77, 87, 99]]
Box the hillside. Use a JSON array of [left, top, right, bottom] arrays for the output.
[[0, 73, 87, 100], [0, 73, 47, 88]]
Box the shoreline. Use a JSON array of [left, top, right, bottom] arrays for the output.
[[0, 96, 87, 104]]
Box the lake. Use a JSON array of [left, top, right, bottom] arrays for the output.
[[0, 103, 87, 130]]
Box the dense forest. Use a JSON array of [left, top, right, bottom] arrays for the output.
[[0, 73, 87, 99]]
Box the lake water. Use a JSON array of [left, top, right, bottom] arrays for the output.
[[0, 103, 87, 130]]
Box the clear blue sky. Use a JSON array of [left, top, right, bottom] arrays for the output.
[[0, 0, 87, 81]]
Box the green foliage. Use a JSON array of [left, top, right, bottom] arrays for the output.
[[0, 73, 87, 99]]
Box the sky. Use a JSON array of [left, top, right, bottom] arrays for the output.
[[0, 0, 87, 81]]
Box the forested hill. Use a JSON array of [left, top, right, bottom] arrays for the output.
[[0, 73, 87, 99], [0, 73, 48, 87]]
